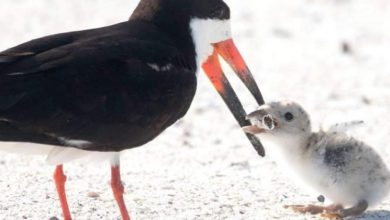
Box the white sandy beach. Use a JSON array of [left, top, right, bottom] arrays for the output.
[[0, 0, 389, 219]]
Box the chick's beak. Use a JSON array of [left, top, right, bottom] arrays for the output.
[[242, 109, 277, 135], [242, 125, 265, 135], [202, 38, 265, 156]]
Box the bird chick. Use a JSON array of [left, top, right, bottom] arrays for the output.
[[243, 100, 390, 219]]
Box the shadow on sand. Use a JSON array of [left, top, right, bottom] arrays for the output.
[[350, 210, 390, 220]]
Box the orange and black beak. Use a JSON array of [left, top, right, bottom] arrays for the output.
[[202, 39, 265, 156]]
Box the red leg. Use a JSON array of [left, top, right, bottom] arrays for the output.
[[111, 164, 130, 220], [321, 200, 368, 219], [284, 203, 343, 215], [53, 165, 72, 220]]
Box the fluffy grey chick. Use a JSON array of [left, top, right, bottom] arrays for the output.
[[243, 100, 390, 219]]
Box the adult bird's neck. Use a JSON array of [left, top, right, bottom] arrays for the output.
[[130, 0, 197, 71]]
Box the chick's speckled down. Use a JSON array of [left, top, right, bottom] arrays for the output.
[[305, 131, 390, 207]]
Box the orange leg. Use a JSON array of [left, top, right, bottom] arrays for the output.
[[53, 165, 72, 220], [284, 203, 343, 215], [111, 164, 131, 220], [321, 200, 368, 219]]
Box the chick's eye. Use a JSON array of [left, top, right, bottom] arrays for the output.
[[284, 112, 294, 121]]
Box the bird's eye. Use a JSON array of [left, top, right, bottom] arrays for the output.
[[284, 112, 294, 121]]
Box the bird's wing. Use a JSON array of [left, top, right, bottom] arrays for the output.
[[0, 29, 84, 111], [0, 35, 190, 108], [323, 142, 354, 169], [0, 31, 80, 63], [0, 24, 196, 149]]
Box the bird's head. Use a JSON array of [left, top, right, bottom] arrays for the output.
[[243, 101, 312, 148], [131, 0, 265, 155], [131, 0, 260, 97]]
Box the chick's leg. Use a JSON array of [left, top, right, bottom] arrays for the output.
[[284, 203, 343, 215], [321, 200, 368, 219]]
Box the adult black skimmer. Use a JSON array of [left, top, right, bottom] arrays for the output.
[[0, 0, 264, 219]]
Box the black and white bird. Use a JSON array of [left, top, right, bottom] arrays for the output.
[[243, 100, 390, 219], [0, 0, 265, 219]]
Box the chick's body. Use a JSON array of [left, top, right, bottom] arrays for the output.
[[244, 100, 390, 218], [302, 131, 390, 207]]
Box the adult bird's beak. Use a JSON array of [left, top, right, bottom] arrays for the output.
[[202, 38, 265, 156]]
